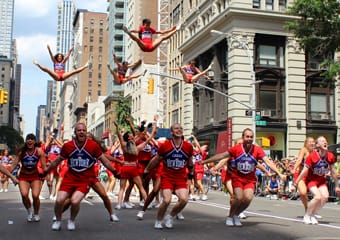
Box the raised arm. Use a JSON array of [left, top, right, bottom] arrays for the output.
[[47, 45, 55, 63], [129, 59, 142, 69], [126, 117, 137, 136], [114, 121, 125, 148], [63, 47, 74, 63], [191, 134, 201, 149], [136, 123, 157, 151], [156, 26, 176, 34], [112, 52, 121, 66]]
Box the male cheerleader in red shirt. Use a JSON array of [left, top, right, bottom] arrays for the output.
[[144, 123, 194, 229], [43, 122, 118, 231], [201, 128, 285, 227]]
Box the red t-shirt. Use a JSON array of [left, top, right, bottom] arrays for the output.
[[158, 139, 193, 179], [228, 143, 266, 181], [60, 139, 102, 178], [138, 26, 156, 43], [305, 150, 335, 182]]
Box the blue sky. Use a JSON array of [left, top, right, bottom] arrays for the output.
[[13, 0, 108, 136]]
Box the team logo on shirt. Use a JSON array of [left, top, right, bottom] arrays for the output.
[[312, 159, 329, 176], [164, 151, 188, 170], [22, 155, 39, 169], [68, 149, 96, 172], [235, 154, 257, 174]]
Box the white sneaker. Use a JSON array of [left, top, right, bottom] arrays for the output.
[[151, 201, 161, 208], [115, 204, 121, 210], [122, 26, 129, 33], [154, 220, 163, 229], [303, 215, 312, 225], [52, 215, 57, 221], [4, 189, 8, 192], [238, 212, 247, 219], [176, 24, 182, 31], [310, 216, 318, 225], [110, 214, 119, 222], [164, 214, 173, 229], [0, 188, 3, 192], [189, 194, 193, 200], [176, 213, 185, 220], [52, 221, 61, 231], [39, 195, 46, 200], [139, 200, 145, 207], [33, 215, 40, 222], [122, 202, 133, 209], [27, 210, 33, 222], [67, 220, 76, 231], [314, 214, 322, 219], [137, 211, 144, 220], [201, 194, 208, 201], [226, 217, 234, 226], [33, 59, 38, 65], [233, 216, 242, 226]]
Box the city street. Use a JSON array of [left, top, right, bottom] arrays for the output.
[[0, 183, 339, 240]]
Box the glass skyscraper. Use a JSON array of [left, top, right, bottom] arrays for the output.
[[0, 0, 14, 58]]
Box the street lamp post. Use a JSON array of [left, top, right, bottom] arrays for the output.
[[211, 30, 257, 141]]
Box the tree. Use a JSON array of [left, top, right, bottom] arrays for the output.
[[0, 126, 24, 155], [285, 0, 340, 82], [115, 93, 134, 131]]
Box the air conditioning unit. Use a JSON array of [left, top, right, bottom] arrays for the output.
[[261, 109, 272, 117], [319, 114, 329, 120]]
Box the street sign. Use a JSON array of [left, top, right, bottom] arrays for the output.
[[256, 120, 267, 126]]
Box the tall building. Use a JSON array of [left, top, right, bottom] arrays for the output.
[[123, 0, 169, 126], [168, 0, 339, 158], [56, 0, 76, 140], [70, 10, 109, 125], [35, 105, 46, 141], [0, 0, 21, 132], [0, 0, 14, 58], [107, 0, 126, 95]]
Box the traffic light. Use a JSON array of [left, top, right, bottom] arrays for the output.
[[0, 89, 3, 104], [2, 90, 8, 104], [147, 78, 154, 94]]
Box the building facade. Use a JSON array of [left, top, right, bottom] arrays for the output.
[[168, 0, 339, 158], [123, 0, 169, 126], [0, 0, 14, 58], [56, 0, 76, 140], [35, 105, 46, 141], [70, 10, 109, 126]]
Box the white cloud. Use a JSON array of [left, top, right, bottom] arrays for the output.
[[75, 0, 107, 12], [16, 34, 56, 69], [15, 0, 56, 18]]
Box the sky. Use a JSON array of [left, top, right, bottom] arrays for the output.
[[13, 0, 108, 136]]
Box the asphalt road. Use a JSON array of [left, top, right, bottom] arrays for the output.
[[1, 183, 340, 240]]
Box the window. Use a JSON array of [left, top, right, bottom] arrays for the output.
[[259, 45, 276, 66], [253, 0, 260, 8], [310, 94, 334, 120], [266, 0, 274, 10], [279, 0, 287, 11], [172, 83, 179, 103], [172, 109, 179, 124]]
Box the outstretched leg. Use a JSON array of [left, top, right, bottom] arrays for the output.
[[33, 60, 61, 81], [124, 69, 147, 83], [150, 28, 177, 52], [62, 62, 89, 80], [191, 62, 213, 83], [123, 26, 147, 51]]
